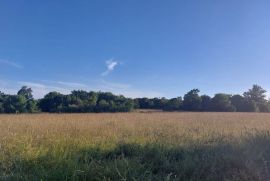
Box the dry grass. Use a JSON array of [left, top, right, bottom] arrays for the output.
[[1, 112, 270, 180]]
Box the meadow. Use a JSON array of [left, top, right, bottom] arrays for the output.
[[1, 112, 270, 181]]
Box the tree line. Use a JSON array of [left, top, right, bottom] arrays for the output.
[[0, 85, 269, 113]]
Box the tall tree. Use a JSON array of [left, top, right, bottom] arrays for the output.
[[17, 86, 33, 100], [0, 92, 5, 113], [244, 85, 268, 112], [39, 92, 64, 112], [17, 86, 39, 113], [201, 95, 211, 111], [3, 95, 27, 113], [26, 100, 39, 113], [183, 89, 202, 111], [210, 94, 236, 112], [244, 85, 267, 103], [231, 95, 257, 112], [163, 97, 182, 111]]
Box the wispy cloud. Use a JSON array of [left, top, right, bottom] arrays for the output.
[[18, 80, 93, 98], [43, 80, 88, 88], [18, 81, 72, 98], [19, 81, 46, 88], [101, 59, 118, 76], [0, 59, 22, 69], [0, 79, 18, 95], [0, 78, 163, 99]]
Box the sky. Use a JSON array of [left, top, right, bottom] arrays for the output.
[[1, 0, 270, 98]]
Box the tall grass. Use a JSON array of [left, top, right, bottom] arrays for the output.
[[1, 112, 270, 180]]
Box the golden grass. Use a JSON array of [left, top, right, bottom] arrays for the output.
[[1, 112, 270, 144], [1, 112, 270, 180]]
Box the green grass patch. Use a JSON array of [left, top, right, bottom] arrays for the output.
[[1, 132, 270, 180]]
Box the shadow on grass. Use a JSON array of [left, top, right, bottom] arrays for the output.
[[2, 133, 270, 181]]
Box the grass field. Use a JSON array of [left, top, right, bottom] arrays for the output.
[[1, 112, 270, 180]]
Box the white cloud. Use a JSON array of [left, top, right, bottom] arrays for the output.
[[19, 81, 46, 88], [101, 59, 118, 76], [56, 81, 87, 87], [18, 81, 72, 99], [0, 79, 163, 99], [0, 80, 19, 95], [0, 87, 18, 95], [0, 59, 22, 69], [43, 80, 88, 88]]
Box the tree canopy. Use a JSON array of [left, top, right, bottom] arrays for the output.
[[183, 89, 202, 111], [0, 85, 269, 113]]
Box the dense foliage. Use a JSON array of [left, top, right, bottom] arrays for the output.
[[0, 84, 270, 113]]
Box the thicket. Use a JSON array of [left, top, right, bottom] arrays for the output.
[[0, 85, 269, 113]]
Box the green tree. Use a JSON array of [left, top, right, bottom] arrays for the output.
[[163, 97, 182, 111], [97, 99, 110, 112], [231, 95, 245, 112], [17, 86, 39, 113], [257, 102, 270, 112], [231, 95, 257, 112], [39, 92, 64, 112], [26, 100, 39, 113], [17, 86, 33, 100], [84, 91, 98, 112], [201, 95, 211, 111], [0, 92, 5, 113], [210, 94, 236, 112], [3, 95, 27, 113], [183, 89, 202, 111], [244, 85, 267, 103], [153, 98, 168, 109], [243, 85, 268, 112], [137, 98, 155, 109]]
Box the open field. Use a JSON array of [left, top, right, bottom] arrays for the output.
[[1, 112, 270, 180]]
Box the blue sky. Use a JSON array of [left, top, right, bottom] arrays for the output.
[[1, 0, 270, 98]]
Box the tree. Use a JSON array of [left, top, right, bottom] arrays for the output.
[[17, 86, 39, 113], [153, 98, 168, 109], [17, 86, 33, 100], [244, 85, 266, 104], [39, 92, 64, 112], [96, 99, 110, 112], [244, 85, 267, 103], [1, 84, 270, 113], [84, 91, 98, 112], [257, 102, 270, 112], [231, 95, 257, 112], [111, 97, 134, 112], [183, 89, 202, 111], [243, 85, 268, 112], [26, 100, 39, 113], [136, 98, 154, 109], [66, 91, 98, 112], [122, 98, 134, 112], [231, 95, 245, 112], [0, 92, 5, 113], [201, 95, 211, 111], [210, 94, 236, 112], [3, 95, 27, 113], [133, 99, 140, 109], [163, 97, 182, 111]]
